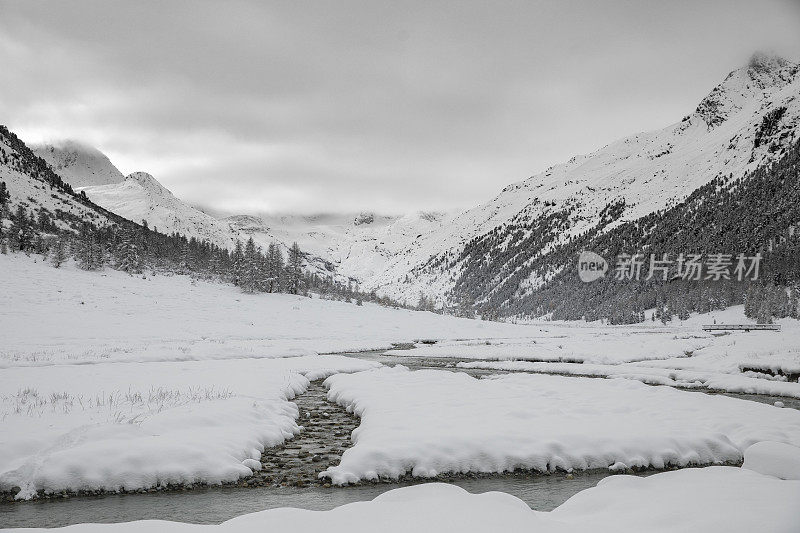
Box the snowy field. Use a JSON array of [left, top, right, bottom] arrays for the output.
[[321, 367, 800, 484], [0, 254, 537, 499], [3, 252, 800, 514], [0, 255, 537, 367], [389, 308, 800, 398], [4, 456, 800, 532]]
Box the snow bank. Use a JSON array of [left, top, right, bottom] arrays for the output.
[[321, 367, 800, 484], [0, 355, 379, 499], [743, 441, 800, 480], [456, 360, 800, 398], [5, 468, 800, 532], [551, 466, 800, 532]]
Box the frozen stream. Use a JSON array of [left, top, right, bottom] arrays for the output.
[[1, 349, 796, 529]]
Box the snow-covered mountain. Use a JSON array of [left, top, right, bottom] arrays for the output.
[[80, 172, 242, 249], [32, 140, 126, 188], [0, 128, 122, 235], [15, 53, 799, 309], [77, 171, 347, 280], [226, 211, 454, 289], [355, 53, 800, 304]]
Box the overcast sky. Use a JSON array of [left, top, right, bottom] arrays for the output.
[[2, 1, 799, 215]]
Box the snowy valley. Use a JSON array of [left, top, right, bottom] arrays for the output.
[[27, 54, 800, 316], [1, 6, 800, 529]]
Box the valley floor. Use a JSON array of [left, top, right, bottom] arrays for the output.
[[1, 253, 800, 531]]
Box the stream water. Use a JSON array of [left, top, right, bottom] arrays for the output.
[[1, 349, 795, 529], [0, 471, 633, 528]]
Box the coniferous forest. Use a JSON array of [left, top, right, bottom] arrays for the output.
[[440, 136, 800, 323]]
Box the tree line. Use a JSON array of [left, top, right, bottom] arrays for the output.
[[0, 191, 410, 307], [0, 122, 410, 309], [441, 135, 800, 323]]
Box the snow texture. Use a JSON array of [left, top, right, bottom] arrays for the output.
[[743, 441, 800, 480], [321, 367, 800, 484]]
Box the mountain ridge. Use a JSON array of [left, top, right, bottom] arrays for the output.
[[32, 140, 126, 188], [17, 53, 799, 311]]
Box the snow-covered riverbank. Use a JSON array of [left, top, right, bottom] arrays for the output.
[[5, 453, 800, 532], [388, 308, 800, 398], [0, 356, 380, 500], [321, 366, 800, 484]]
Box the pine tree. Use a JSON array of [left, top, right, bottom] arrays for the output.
[[209, 250, 222, 276], [416, 292, 429, 311], [659, 303, 672, 324], [0, 181, 9, 208], [232, 240, 244, 286], [116, 228, 141, 273], [744, 286, 758, 318], [10, 205, 31, 252], [180, 240, 192, 272], [75, 223, 103, 271], [37, 209, 52, 233], [241, 237, 260, 293], [756, 299, 773, 324], [51, 236, 67, 268], [287, 242, 303, 295], [789, 288, 799, 319], [265, 242, 284, 292]]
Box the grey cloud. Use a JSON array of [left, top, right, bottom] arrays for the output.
[[1, 0, 799, 214]]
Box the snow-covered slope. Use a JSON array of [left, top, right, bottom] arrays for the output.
[[352, 53, 800, 303], [32, 140, 125, 188], [0, 128, 118, 233], [79, 172, 348, 279], [218, 54, 800, 305], [19, 54, 799, 308], [81, 172, 241, 249], [226, 211, 455, 289]]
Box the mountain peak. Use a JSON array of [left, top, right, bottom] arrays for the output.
[[694, 53, 798, 128], [748, 51, 795, 74], [32, 140, 126, 188], [745, 51, 798, 91], [125, 171, 173, 197]]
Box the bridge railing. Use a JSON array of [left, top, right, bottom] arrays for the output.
[[701, 324, 781, 332]]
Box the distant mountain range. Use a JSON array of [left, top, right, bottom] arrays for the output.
[[10, 52, 800, 313]]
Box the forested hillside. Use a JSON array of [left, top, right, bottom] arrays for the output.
[[0, 125, 403, 308], [453, 136, 800, 323]]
